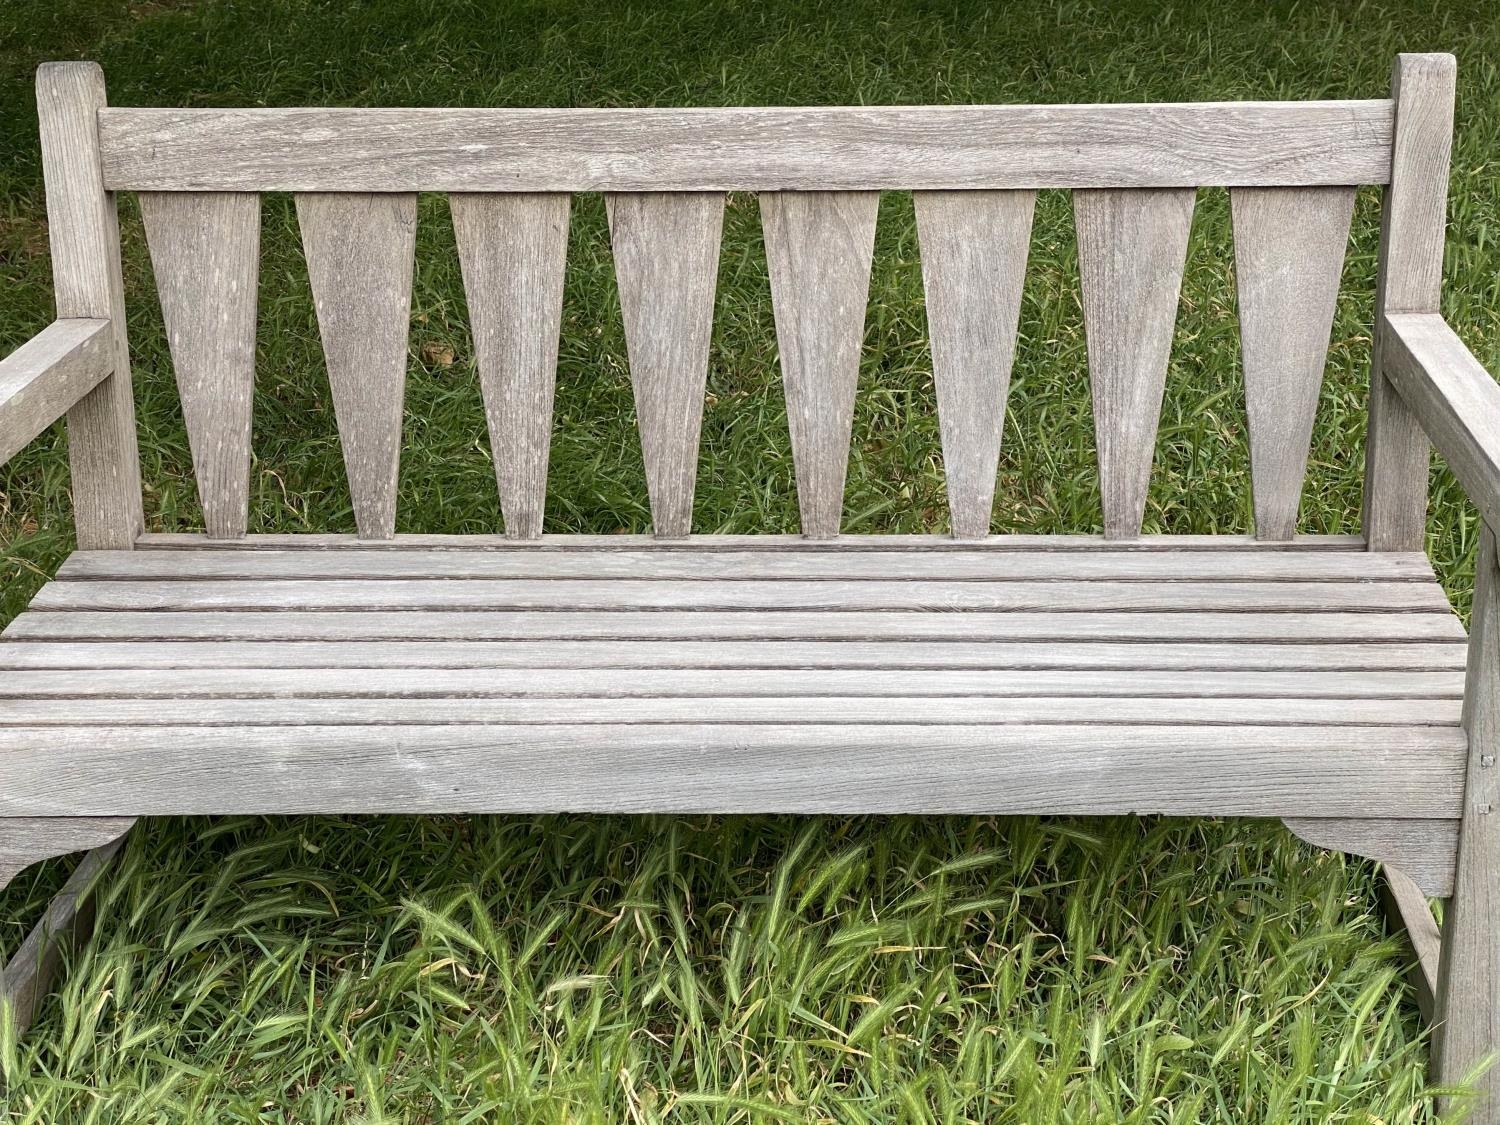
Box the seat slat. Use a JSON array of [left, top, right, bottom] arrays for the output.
[[914, 190, 1035, 539], [27, 578, 1453, 613], [0, 668, 1460, 699], [1231, 186, 1356, 540], [607, 192, 724, 538], [0, 640, 1467, 673], [761, 190, 880, 537], [450, 193, 570, 539], [56, 547, 1438, 582], [296, 192, 417, 540], [139, 191, 260, 540], [1074, 188, 1196, 539], [0, 724, 1462, 818]]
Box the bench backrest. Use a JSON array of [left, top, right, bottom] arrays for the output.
[[38, 56, 1457, 546]]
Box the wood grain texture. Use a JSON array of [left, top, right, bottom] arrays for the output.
[[1282, 816, 1457, 896], [1074, 188, 1196, 539], [450, 193, 569, 539], [36, 62, 143, 550], [296, 192, 417, 539], [0, 817, 134, 893], [1435, 524, 1500, 1110], [0, 640, 1467, 673], [0, 828, 129, 1036], [606, 192, 724, 537], [0, 319, 112, 467], [1364, 54, 1456, 553], [1231, 186, 1355, 540], [1379, 865, 1441, 1023], [139, 192, 260, 539], [0, 725, 1464, 819], [914, 190, 1035, 539], [1383, 314, 1500, 532], [96, 101, 1396, 192], [761, 191, 879, 537]]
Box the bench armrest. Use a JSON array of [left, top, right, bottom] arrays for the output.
[[1383, 312, 1500, 530], [0, 318, 113, 469]]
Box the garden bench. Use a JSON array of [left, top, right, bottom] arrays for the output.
[[1, 54, 1496, 1111]]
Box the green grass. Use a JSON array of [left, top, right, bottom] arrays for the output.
[[1, 0, 1499, 1119]]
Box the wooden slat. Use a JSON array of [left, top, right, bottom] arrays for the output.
[[132, 531, 1372, 552], [1074, 188, 1196, 539], [761, 191, 879, 537], [96, 102, 1396, 192], [5, 610, 1466, 644], [0, 724, 1463, 818], [55, 547, 1439, 582], [1282, 816, 1458, 897], [26, 578, 1454, 613], [914, 190, 1035, 539], [450, 193, 569, 539], [36, 63, 143, 550], [1230, 186, 1355, 541], [0, 641, 1467, 673], [606, 192, 724, 537], [1364, 54, 1456, 552], [1379, 866, 1441, 1021], [1384, 314, 1500, 533], [0, 668, 1461, 700], [296, 192, 417, 540], [139, 192, 261, 539], [0, 319, 112, 467], [0, 696, 1462, 728]]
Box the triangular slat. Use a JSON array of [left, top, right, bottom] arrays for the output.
[[1074, 188, 1195, 539], [296, 192, 416, 540], [451, 193, 570, 540], [606, 192, 724, 539], [760, 191, 879, 539], [139, 192, 260, 540], [915, 190, 1035, 540], [1231, 186, 1356, 541]]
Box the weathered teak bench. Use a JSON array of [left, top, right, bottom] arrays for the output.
[[1, 54, 1496, 1108]]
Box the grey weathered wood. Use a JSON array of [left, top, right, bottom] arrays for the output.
[[914, 190, 1036, 539], [0, 725, 1464, 819], [0, 828, 129, 1036], [1231, 186, 1356, 540], [1282, 816, 1457, 896], [761, 191, 879, 537], [95, 101, 1397, 192], [139, 192, 261, 539], [130, 531, 1373, 551], [1384, 314, 1500, 533], [0, 817, 135, 893], [0, 640, 1466, 673], [0, 319, 112, 467], [36, 62, 143, 550], [1435, 524, 1500, 1110], [27, 577, 1454, 613], [296, 192, 417, 539], [7, 609, 1465, 644], [55, 545, 1438, 582], [1074, 188, 1196, 539], [606, 192, 724, 537], [0, 667, 1460, 701], [1364, 54, 1456, 553], [450, 193, 569, 539], [1379, 865, 1441, 1023]]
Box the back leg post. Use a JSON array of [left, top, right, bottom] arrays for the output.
[[1436, 525, 1500, 1113], [0, 817, 135, 1034]]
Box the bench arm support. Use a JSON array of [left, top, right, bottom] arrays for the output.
[[0, 318, 113, 469], [1383, 312, 1500, 529]]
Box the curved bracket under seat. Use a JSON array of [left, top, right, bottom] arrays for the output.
[[1282, 816, 1457, 897]]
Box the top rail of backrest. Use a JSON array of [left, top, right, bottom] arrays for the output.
[[96, 101, 1397, 192]]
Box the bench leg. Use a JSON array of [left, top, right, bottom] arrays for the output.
[[0, 817, 135, 1035], [1435, 526, 1500, 1116]]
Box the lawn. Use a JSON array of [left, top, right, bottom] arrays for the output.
[[1, 0, 1499, 1120]]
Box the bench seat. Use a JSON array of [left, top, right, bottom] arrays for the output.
[[0, 537, 1468, 819]]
